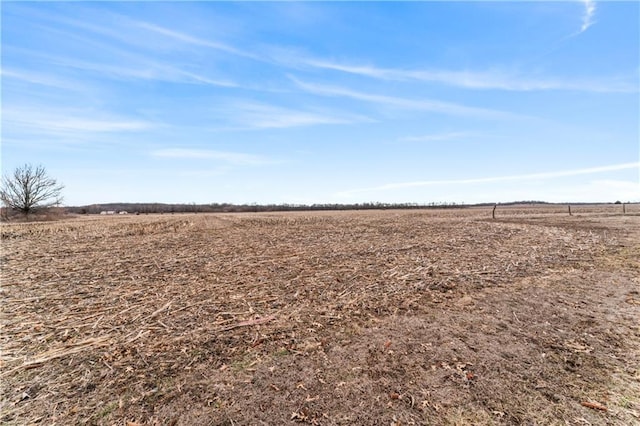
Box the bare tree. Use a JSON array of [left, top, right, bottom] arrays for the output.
[[1, 164, 64, 216]]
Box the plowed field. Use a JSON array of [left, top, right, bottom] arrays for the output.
[[1, 206, 639, 425]]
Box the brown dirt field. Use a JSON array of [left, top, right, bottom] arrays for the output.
[[1, 205, 639, 425]]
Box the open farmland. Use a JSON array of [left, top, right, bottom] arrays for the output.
[[1, 206, 639, 425]]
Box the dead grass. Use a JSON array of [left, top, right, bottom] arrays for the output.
[[1, 206, 638, 425]]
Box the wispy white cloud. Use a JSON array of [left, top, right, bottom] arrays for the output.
[[40, 52, 238, 88], [3, 13, 240, 88], [291, 77, 523, 119], [215, 102, 371, 129], [4, 107, 153, 135], [2, 105, 154, 149], [151, 148, 273, 166], [6, 5, 147, 49], [580, 0, 597, 33], [41, 118, 151, 133], [177, 169, 230, 178], [135, 21, 260, 61], [399, 132, 478, 143], [11, 5, 258, 61], [1, 68, 83, 91], [336, 162, 640, 197], [303, 58, 635, 93]]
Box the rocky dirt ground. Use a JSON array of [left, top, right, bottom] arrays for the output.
[[1, 205, 638, 425]]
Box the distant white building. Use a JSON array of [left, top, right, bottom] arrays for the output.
[[119, 211, 128, 215], [100, 211, 116, 215]]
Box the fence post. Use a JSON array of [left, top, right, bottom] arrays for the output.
[[568, 205, 572, 216], [492, 204, 497, 219]]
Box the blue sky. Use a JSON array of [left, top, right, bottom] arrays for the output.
[[2, 1, 639, 206]]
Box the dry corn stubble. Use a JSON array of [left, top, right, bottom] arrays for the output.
[[1, 205, 639, 425]]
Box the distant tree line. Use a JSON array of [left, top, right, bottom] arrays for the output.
[[63, 200, 637, 216], [67, 201, 472, 215]]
